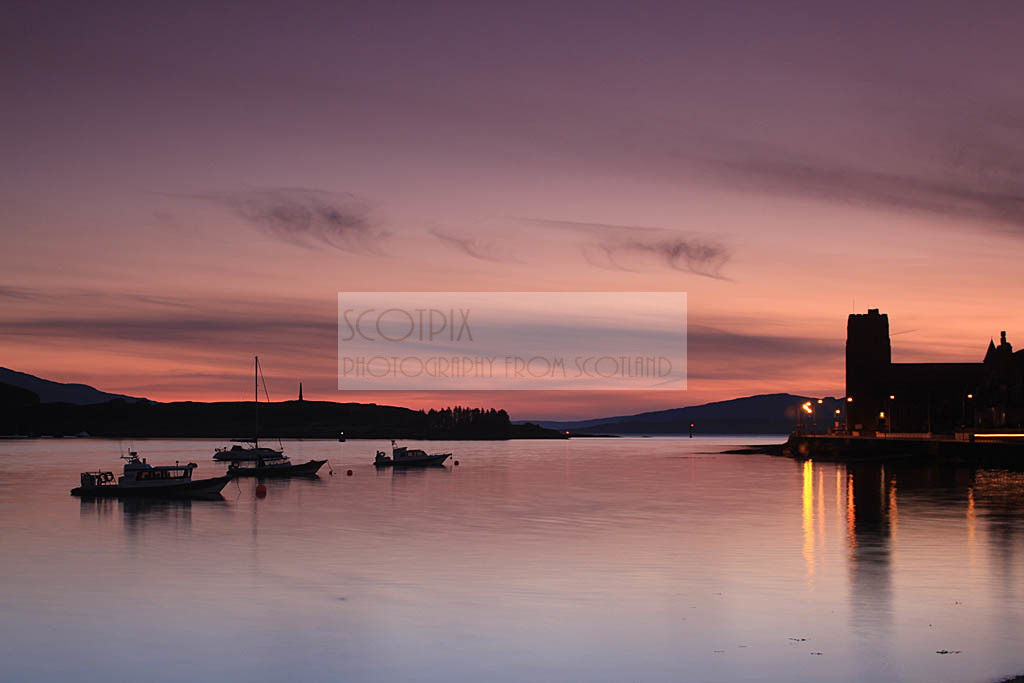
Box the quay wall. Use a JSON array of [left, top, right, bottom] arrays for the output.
[[786, 433, 1024, 468]]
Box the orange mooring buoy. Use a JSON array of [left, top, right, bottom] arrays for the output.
[[346, 469, 353, 476], [255, 484, 267, 498]]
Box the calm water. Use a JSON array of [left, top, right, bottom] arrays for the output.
[[1, 437, 1023, 682]]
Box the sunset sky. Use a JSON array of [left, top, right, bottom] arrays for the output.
[[3, 1, 1024, 419]]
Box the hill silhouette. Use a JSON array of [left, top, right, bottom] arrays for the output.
[[5, 396, 561, 440], [0, 367, 145, 405], [0, 368, 561, 439], [525, 393, 845, 435]]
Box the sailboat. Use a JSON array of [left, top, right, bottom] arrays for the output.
[[214, 356, 327, 477], [213, 356, 284, 461]]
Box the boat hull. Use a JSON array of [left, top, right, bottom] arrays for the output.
[[71, 474, 233, 498], [227, 459, 327, 477], [375, 453, 451, 468]]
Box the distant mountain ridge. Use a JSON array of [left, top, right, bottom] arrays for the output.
[[0, 367, 838, 436], [0, 367, 146, 405], [522, 393, 845, 435], [0, 367, 562, 439]]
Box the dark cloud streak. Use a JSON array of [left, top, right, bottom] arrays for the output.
[[701, 151, 1024, 230], [529, 218, 730, 279], [687, 324, 843, 381], [0, 286, 46, 301], [185, 188, 389, 253], [430, 229, 519, 263]]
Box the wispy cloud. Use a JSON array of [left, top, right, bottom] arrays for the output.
[[185, 188, 389, 253], [701, 150, 1024, 229], [430, 229, 519, 263], [0, 286, 45, 301], [667, 87, 1024, 232], [686, 324, 843, 381], [528, 218, 730, 279]]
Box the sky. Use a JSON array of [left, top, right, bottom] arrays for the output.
[[2, 0, 1024, 419]]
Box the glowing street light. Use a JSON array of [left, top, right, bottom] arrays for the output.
[[964, 393, 975, 429]]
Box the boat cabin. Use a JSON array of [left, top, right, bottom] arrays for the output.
[[393, 446, 429, 460]]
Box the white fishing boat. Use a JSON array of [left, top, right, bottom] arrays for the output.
[[374, 440, 451, 468], [71, 452, 231, 498]]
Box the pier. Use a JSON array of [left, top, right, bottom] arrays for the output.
[[786, 431, 1024, 467]]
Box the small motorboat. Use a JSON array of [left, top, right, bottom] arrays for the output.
[[71, 452, 232, 498], [226, 454, 327, 477], [374, 440, 451, 468]]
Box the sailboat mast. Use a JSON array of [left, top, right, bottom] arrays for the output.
[[254, 355, 259, 448]]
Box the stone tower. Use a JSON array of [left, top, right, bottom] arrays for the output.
[[846, 309, 891, 432]]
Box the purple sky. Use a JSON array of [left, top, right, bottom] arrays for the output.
[[3, 1, 1024, 418]]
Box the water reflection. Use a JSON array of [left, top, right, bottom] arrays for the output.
[[974, 470, 1024, 629], [7, 438, 1024, 682], [846, 462, 894, 639], [833, 459, 1024, 660], [802, 460, 815, 578], [77, 495, 222, 521], [77, 496, 214, 545], [800, 460, 895, 638]]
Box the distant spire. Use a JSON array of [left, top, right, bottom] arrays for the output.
[[298, 382, 303, 402]]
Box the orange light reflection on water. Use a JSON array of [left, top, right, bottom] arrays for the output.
[[802, 459, 815, 580], [847, 472, 857, 555]]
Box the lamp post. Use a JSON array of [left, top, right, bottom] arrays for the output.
[[966, 393, 975, 441], [888, 394, 895, 434], [963, 393, 974, 429]]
